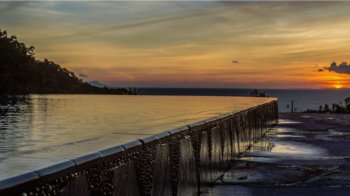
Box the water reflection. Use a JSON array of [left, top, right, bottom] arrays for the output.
[[0, 95, 274, 179], [244, 127, 329, 159], [247, 139, 274, 153], [0, 95, 33, 157]]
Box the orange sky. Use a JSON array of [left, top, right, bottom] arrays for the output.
[[1, 1, 350, 89]]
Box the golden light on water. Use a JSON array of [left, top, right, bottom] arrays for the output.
[[0, 95, 275, 179]]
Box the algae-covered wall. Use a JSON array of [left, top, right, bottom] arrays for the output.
[[0, 99, 278, 196]]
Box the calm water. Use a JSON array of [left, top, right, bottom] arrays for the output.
[[0, 95, 273, 180], [140, 88, 350, 112]]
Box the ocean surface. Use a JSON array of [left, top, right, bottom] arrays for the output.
[[0, 95, 273, 180], [139, 88, 350, 113], [1, 89, 348, 180]]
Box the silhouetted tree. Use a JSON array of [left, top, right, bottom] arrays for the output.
[[123, 87, 141, 95], [0, 29, 136, 96], [305, 98, 350, 114], [324, 104, 330, 113], [345, 97, 350, 113], [0, 29, 36, 95], [249, 89, 269, 97]]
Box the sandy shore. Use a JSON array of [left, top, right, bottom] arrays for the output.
[[209, 113, 350, 196]]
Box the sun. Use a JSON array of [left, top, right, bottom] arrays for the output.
[[334, 84, 343, 89]]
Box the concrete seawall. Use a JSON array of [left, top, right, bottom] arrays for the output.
[[0, 99, 278, 196]]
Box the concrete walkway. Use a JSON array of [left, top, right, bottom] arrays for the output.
[[209, 113, 350, 196]]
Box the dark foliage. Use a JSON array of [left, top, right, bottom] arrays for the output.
[[123, 87, 141, 95], [249, 89, 269, 97], [0, 29, 136, 96], [304, 97, 350, 114]]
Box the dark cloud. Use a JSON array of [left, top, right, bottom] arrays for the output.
[[0, 2, 29, 14], [317, 69, 324, 72], [79, 74, 88, 77], [324, 62, 350, 74], [232, 61, 239, 63]]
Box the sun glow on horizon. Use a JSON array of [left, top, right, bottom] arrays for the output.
[[334, 84, 343, 89], [2, 1, 350, 89]]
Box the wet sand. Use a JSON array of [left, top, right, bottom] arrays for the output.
[[209, 113, 350, 196]]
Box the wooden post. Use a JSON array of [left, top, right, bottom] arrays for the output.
[[291, 100, 294, 113]]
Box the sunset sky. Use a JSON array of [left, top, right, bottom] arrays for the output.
[[1, 1, 350, 89]]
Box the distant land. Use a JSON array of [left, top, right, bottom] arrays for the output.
[[0, 29, 136, 95], [87, 81, 115, 89]]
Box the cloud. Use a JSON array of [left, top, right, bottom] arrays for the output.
[[59, 8, 219, 38], [324, 62, 350, 74], [232, 61, 239, 63], [315, 64, 318, 67], [79, 74, 88, 77], [314, 68, 324, 72], [0, 2, 29, 14]]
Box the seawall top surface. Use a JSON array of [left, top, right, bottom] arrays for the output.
[[0, 95, 276, 180]]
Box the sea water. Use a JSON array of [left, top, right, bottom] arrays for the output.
[[0, 95, 273, 180], [140, 88, 350, 112]]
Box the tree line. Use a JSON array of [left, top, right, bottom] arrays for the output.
[[250, 89, 350, 114], [305, 97, 350, 114], [0, 29, 138, 96]]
